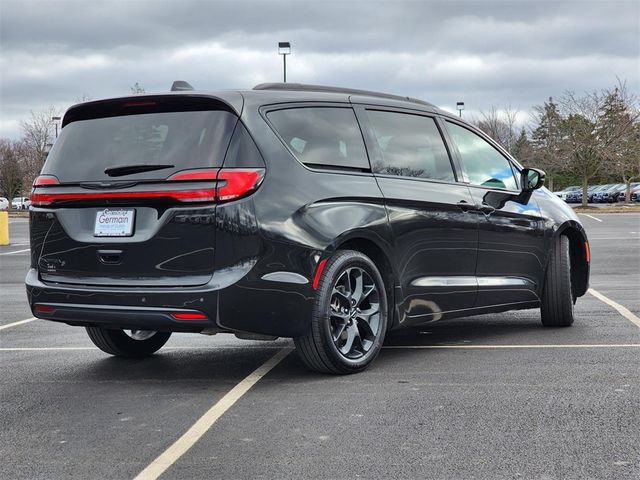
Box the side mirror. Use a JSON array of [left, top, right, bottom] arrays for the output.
[[521, 168, 545, 192]]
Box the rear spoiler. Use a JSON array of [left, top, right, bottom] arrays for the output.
[[62, 92, 244, 128]]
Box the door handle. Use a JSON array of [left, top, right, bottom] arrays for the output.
[[456, 201, 473, 212]]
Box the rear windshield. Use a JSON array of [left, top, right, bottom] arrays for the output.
[[43, 110, 237, 182]]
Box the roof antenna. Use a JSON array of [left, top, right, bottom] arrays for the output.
[[171, 80, 194, 91]]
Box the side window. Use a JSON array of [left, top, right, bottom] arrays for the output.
[[366, 110, 455, 181], [266, 107, 369, 170], [446, 122, 518, 190]]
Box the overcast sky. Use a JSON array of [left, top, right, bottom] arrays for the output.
[[1, 0, 638, 138]]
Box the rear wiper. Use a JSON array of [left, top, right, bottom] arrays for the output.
[[104, 164, 174, 177]]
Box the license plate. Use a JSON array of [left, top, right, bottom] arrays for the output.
[[94, 208, 135, 237]]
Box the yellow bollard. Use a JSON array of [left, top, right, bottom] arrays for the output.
[[0, 211, 8, 245]]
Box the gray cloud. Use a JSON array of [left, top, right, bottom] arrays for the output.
[[1, 0, 638, 137]]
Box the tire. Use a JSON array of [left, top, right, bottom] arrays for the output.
[[540, 235, 574, 327], [294, 250, 388, 374], [85, 327, 171, 357]]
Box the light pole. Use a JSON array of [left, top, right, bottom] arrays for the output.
[[51, 116, 61, 138], [278, 42, 291, 83], [456, 102, 465, 118]]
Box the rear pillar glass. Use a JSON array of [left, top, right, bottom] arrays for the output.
[[267, 107, 370, 170]]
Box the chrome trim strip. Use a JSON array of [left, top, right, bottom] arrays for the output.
[[411, 276, 476, 287], [261, 271, 309, 285], [411, 276, 534, 288]]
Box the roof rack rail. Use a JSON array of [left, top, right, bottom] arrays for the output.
[[253, 83, 434, 108]]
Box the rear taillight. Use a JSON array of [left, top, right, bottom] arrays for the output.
[[33, 175, 60, 186], [216, 169, 264, 201], [171, 312, 208, 320], [30, 168, 264, 207]]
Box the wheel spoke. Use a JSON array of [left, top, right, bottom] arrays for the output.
[[356, 303, 380, 325], [339, 324, 357, 355], [332, 287, 350, 303], [351, 269, 364, 305], [356, 285, 376, 308], [331, 320, 348, 342], [340, 270, 353, 297]]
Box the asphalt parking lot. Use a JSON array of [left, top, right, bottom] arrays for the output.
[[1, 214, 639, 479]]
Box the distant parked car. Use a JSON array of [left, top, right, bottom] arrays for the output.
[[11, 196, 31, 209], [589, 184, 611, 203], [596, 184, 625, 203], [0, 197, 9, 210], [615, 183, 639, 202], [555, 186, 580, 201]]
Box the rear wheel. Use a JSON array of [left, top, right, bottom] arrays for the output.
[[540, 235, 575, 327], [85, 327, 171, 357], [294, 250, 388, 374]]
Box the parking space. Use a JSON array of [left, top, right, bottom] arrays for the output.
[[1, 215, 639, 479]]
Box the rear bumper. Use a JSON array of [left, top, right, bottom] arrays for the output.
[[31, 302, 216, 333], [26, 269, 220, 333], [25, 267, 314, 337]]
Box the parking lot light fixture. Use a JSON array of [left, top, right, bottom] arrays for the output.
[[278, 42, 291, 83], [51, 116, 61, 138], [456, 101, 465, 118]]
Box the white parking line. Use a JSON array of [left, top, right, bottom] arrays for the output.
[[580, 214, 603, 222], [384, 344, 640, 349], [0, 318, 36, 331], [134, 347, 291, 480], [589, 288, 640, 328], [0, 248, 30, 255]]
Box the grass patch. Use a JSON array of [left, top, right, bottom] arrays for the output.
[[573, 204, 640, 213]]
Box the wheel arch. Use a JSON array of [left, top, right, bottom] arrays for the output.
[[555, 221, 590, 298]]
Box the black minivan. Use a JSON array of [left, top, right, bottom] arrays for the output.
[[27, 83, 590, 374]]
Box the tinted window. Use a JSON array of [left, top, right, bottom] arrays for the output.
[[267, 107, 369, 170], [43, 110, 237, 182], [366, 110, 454, 181], [446, 122, 518, 190]]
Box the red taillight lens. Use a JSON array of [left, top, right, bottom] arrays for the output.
[[29, 168, 263, 206], [216, 169, 264, 201], [123, 101, 157, 108], [30, 189, 217, 207], [33, 175, 60, 186], [34, 304, 55, 314], [584, 241, 591, 263], [168, 169, 218, 181], [171, 312, 208, 320], [168, 168, 264, 201]]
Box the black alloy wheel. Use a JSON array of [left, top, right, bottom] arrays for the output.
[[295, 250, 388, 374], [85, 327, 172, 357]]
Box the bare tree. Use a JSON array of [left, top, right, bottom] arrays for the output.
[[475, 105, 519, 153], [74, 93, 93, 103], [0, 140, 24, 204], [20, 106, 58, 187], [558, 91, 605, 207], [131, 82, 145, 94], [596, 80, 640, 202]]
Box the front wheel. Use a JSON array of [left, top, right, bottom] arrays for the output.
[[294, 250, 388, 374], [85, 327, 171, 357], [540, 235, 575, 327]]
